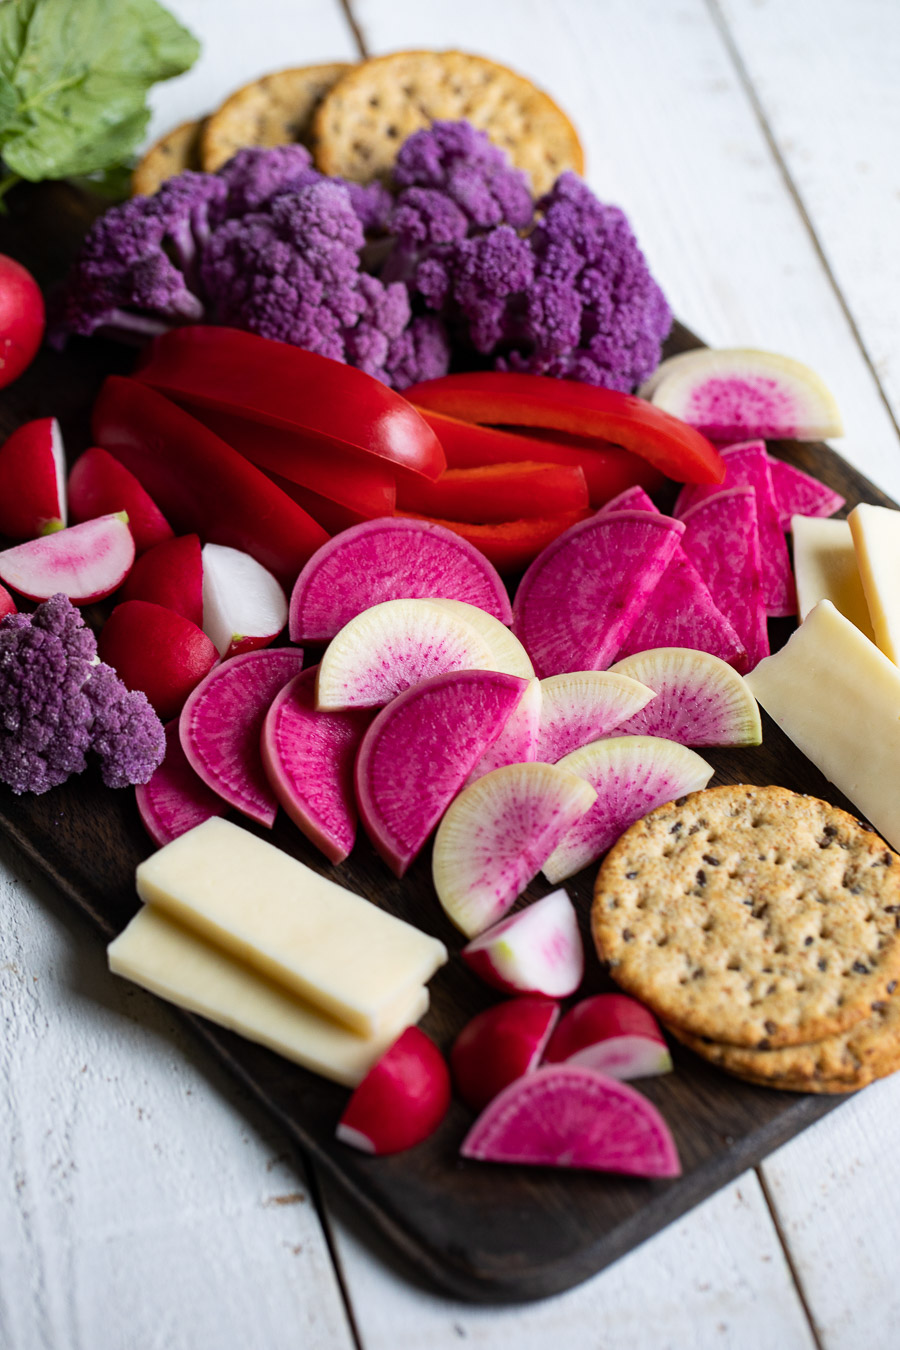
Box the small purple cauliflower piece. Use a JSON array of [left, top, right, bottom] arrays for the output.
[[449, 227, 535, 353], [83, 662, 166, 791], [216, 144, 321, 217], [343, 273, 411, 382], [393, 121, 533, 230], [383, 315, 451, 390]]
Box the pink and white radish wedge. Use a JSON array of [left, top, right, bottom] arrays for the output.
[[451, 998, 560, 1113], [460, 888, 583, 997], [0, 511, 134, 603], [0, 416, 66, 538], [607, 648, 761, 746], [201, 541, 287, 659], [135, 720, 229, 847], [337, 1026, 451, 1155], [543, 994, 673, 1080], [536, 670, 655, 764]]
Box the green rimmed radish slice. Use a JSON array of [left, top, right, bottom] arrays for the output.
[[607, 648, 762, 746], [536, 670, 655, 763]]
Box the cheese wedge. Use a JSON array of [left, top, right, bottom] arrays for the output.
[[848, 503, 900, 663], [745, 599, 900, 851], [791, 514, 874, 637], [108, 906, 428, 1087], [135, 817, 447, 1036]]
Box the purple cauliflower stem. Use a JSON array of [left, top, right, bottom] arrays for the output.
[[0, 595, 165, 795]]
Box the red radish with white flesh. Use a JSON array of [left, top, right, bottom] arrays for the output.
[[68, 445, 173, 554], [542, 737, 714, 883], [768, 455, 845, 531], [119, 533, 203, 626], [200, 542, 287, 658], [355, 669, 527, 877], [261, 666, 373, 863], [135, 720, 228, 847], [607, 648, 762, 746], [0, 417, 66, 538], [0, 255, 44, 389], [433, 763, 597, 937], [316, 597, 496, 711], [679, 486, 769, 672], [543, 994, 673, 1080], [336, 1027, 451, 1155], [0, 583, 15, 619], [0, 512, 134, 603], [460, 1064, 681, 1177], [460, 888, 583, 997], [98, 600, 218, 721], [289, 516, 512, 643], [511, 511, 685, 679], [451, 998, 560, 1113], [429, 598, 534, 679], [180, 647, 305, 828], [465, 677, 542, 784], [536, 670, 655, 764]]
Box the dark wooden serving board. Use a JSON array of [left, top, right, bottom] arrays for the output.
[[0, 184, 894, 1304]]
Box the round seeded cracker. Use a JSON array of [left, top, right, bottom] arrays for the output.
[[592, 785, 900, 1051], [131, 117, 207, 196], [200, 63, 354, 172]]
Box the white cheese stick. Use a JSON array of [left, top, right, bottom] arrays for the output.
[[109, 905, 429, 1087], [135, 818, 447, 1036], [791, 514, 874, 638], [848, 503, 900, 662]]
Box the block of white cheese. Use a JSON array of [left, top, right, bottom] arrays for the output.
[[135, 818, 447, 1036], [791, 514, 874, 638], [108, 906, 428, 1087], [848, 503, 900, 662], [745, 599, 900, 851]]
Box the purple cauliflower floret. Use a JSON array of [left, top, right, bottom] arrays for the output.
[[0, 595, 164, 796], [216, 144, 321, 217], [343, 273, 411, 381], [449, 227, 535, 353], [393, 121, 533, 230], [383, 315, 451, 390]]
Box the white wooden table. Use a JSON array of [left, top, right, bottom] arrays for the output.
[[3, 1, 900, 1345]]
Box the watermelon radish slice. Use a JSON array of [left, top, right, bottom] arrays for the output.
[[512, 511, 685, 679], [429, 598, 534, 679], [607, 648, 762, 745], [316, 597, 497, 711], [179, 647, 305, 828], [460, 1064, 681, 1177], [460, 888, 583, 997], [542, 736, 714, 883], [0, 512, 134, 603], [536, 670, 655, 764], [543, 994, 673, 1080], [432, 762, 598, 936], [679, 487, 769, 672], [451, 998, 560, 1113], [466, 677, 542, 785], [261, 666, 373, 863], [645, 348, 843, 442], [289, 517, 512, 642], [135, 720, 229, 847], [768, 455, 845, 531], [337, 1027, 451, 1156], [355, 669, 527, 877]]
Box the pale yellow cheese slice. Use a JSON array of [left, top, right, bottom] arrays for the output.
[[108, 906, 428, 1087], [848, 503, 900, 662], [745, 599, 900, 851], [135, 818, 447, 1036], [791, 514, 874, 638]]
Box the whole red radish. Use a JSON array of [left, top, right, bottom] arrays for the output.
[[0, 582, 15, 619], [0, 512, 134, 603], [336, 1027, 451, 1155], [68, 446, 173, 554], [0, 417, 66, 538], [98, 600, 218, 721], [119, 534, 203, 626], [451, 998, 560, 1113], [543, 994, 673, 1080], [0, 255, 44, 388]]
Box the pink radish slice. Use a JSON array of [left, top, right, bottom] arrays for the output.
[[119, 533, 204, 626], [451, 998, 560, 1113], [543, 994, 672, 1079], [607, 648, 761, 746], [465, 676, 542, 784], [355, 669, 527, 877], [541, 737, 714, 884], [0, 583, 15, 619], [0, 512, 134, 603], [460, 1064, 681, 1177], [679, 487, 769, 672], [135, 721, 229, 847], [0, 417, 66, 538], [201, 542, 287, 658], [180, 647, 305, 828], [768, 455, 845, 531], [289, 516, 512, 642], [337, 1027, 451, 1155], [511, 511, 685, 679], [536, 671, 655, 764], [68, 445, 173, 554], [261, 665, 373, 863], [460, 888, 584, 997], [433, 763, 597, 937]]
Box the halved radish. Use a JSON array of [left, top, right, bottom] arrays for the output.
[[607, 648, 762, 745], [0, 583, 15, 619], [0, 416, 66, 538], [135, 721, 229, 847], [180, 647, 305, 828], [451, 998, 560, 1113], [68, 445, 173, 554], [460, 889, 583, 997], [536, 670, 655, 764], [201, 542, 287, 659], [460, 1064, 681, 1177], [433, 763, 597, 937], [0, 512, 134, 603], [336, 1027, 451, 1155], [119, 533, 204, 626], [543, 994, 672, 1080], [98, 600, 218, 721]]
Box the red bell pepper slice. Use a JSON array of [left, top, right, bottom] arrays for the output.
[[396, 461, 589, 523], [134, 325, 446, 481], [404, 372, 725, 485], [395, 509, 593, 575], [266, 474, 370, 536], [92, 377, 329, 589]]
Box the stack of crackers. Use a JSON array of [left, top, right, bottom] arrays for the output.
[[592, 785, 900, 1094], [133, 51, 583, 197]]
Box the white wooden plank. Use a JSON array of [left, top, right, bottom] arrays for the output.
[[0, 840, 355, 1350]]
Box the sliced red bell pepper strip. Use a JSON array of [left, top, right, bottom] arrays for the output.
[[405, 372, 725, 485], [265, 473, 370, 536], [412, 408, 663, 505], [134, 325, 446, 481], [395, 509, 593, 576], [92, 377, 329, 589], [395, 461, 588, 524]]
